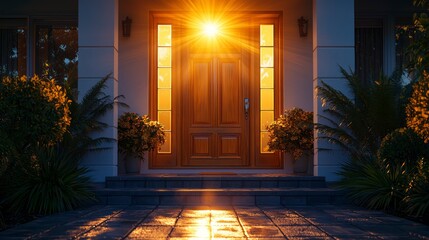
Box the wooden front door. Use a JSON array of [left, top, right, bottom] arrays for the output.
[[181, 34, 250, 167], [149, 12, 283, 169]]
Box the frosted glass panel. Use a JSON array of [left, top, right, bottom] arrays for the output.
[[260, 68, 274, 88], [158, 25, 171, 46], [260, 110, 274, 131], [260, 89, 274, 110], [158, 111, 171, 131], [158, 132, 171, 153], [260, 25, 274, 46], [158, 89, 171, 110], [260, 132, 273, 153], [158, 47, 171, 67], [260, 47, 274, 67], [158, 68, 171, 88]]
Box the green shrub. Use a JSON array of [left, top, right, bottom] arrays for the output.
[[62, 74, 127, 159], [118, 112, 165, 159], [0, 75, 71, 148], [3, 146, 95, 215], [377, 128, 429, 170], [0, 130, 14, 176], [266, 108, 313, 160], [406, 73, 429, 143], [316, 67, 403, 160], [405, 159, 429, 219], [0, 74, 121, 220], [338, 159, 408, 213]]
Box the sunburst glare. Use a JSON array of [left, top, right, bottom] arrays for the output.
[[203, 22, 219, 37]]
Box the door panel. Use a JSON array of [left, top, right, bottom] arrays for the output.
[[218, 58, 241, 126], [191, 59, 212, 126]]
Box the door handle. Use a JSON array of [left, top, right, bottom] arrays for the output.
[[244, 98, 250, 120]]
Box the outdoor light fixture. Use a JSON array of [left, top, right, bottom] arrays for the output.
[[298, 16, 308, 37], [122, 16, 132, 37]]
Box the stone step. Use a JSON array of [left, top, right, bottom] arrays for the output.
[[105, 175, 327, 189], [94, 187, 346, 206]]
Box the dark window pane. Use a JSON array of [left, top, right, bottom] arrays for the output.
[[355, 22, 383, 86], [36, 25, 78, 85], [0, 28, 27, 78]]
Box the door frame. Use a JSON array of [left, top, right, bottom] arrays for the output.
[[149, 11, 283, 169]]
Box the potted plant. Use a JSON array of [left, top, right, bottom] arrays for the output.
[[266, 107, 314, 173], [118, 112, 165, 174]]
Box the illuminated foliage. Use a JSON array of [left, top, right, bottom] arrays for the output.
[[118, 112, 165, 159], [0, 75, 71, 147], [406, 73, 429, 143], [407, 0, 429, 76], [266, 108, 313, 160]]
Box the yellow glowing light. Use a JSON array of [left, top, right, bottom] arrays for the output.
[[203, 23, 219, 37]]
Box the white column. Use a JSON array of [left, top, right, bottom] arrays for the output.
[[78, 0, 118, 182], [313, 0, 355, 181]]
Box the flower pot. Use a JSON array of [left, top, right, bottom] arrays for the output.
[[293, 154, 310, 174], [125, 155, 141, 174]]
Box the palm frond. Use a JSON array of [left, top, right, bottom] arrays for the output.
[[63, 74, 128, 159], [316, 67, 404, 159]]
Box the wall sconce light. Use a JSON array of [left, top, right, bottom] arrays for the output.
[[298, 16, 308, 37], [122, 16, 132, 37]]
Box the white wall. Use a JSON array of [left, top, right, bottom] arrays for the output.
[[313, 0, 355, 182], [78, 0, 119, 182]]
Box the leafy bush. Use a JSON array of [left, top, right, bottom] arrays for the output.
[[3, 146, 95, 215], [266, 108, 313, 160], [406, 73, 429, 143], [316, 67, 404, 160], [338, 159, 408, 213], [118, 112, 165, 159], [0, 130, 14, 176], [0, 75, 71, 148], [340, 127, 429, 220], [378, 128, 429, 170], [405, 159, 429, 218], [0, 74, 121, 225], [405, 0, 429, 76]]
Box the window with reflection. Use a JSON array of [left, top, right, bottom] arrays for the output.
[[1, 19, 77, 90], [0, 26, 27, 78], [36, 25, 78, 85]]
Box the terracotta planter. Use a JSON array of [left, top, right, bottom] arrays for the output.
[[124, 155, 141, 174]]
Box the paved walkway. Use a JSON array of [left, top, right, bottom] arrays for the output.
[[1, 205, 428, 239]]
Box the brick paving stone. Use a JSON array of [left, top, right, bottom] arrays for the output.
[[212, 225, 246, 238], [127, 225, 172, 238], [176, 216, 211, 226], [271, 216, 310, 225], [319, 224, 369, 238], [244, 225, 285, 238], [170, 225, 211, 238], [239, 216, 274, 226], [279, 225, 329, 238]]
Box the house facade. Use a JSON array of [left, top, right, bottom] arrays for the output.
[[0, 0, 418, 182]]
